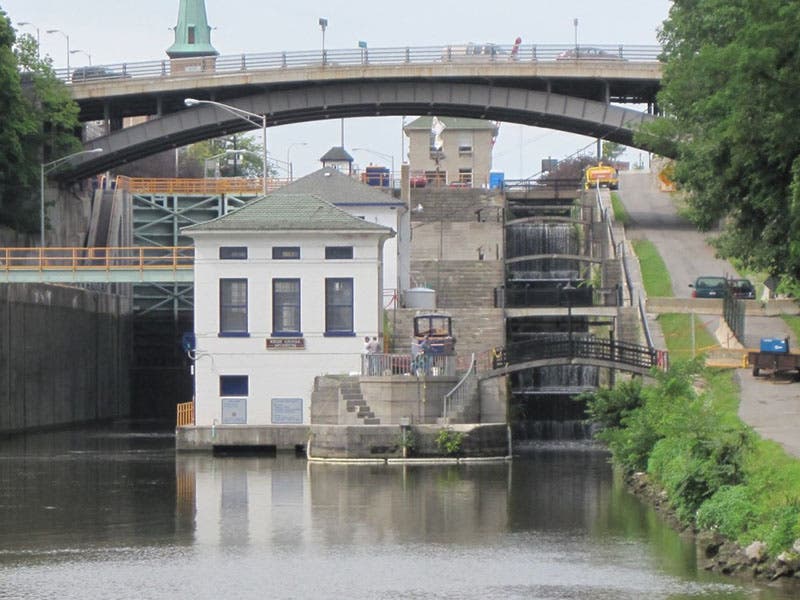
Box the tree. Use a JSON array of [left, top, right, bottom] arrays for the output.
[[639, 1, 800, 286], [0, 9, 33, 228], [184, 135, 270, 178], [601, 141, 626, 162], [0, 10, 80, 232], [539, 154, 597, 182]]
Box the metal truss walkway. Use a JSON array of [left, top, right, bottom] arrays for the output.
[[0, 247, 193, 283]]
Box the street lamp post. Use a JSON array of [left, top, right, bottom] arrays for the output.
[[70, 49, 92, 65], [286, 142, 308, 181], [46, 29, 70, 74], [318, 18, 328, 64], [353, 147, 395, 187], [40, 148, 103, 247], [573, 18, 579, 52], [184, 98, 268, 196], [17, 22, 40, 60]]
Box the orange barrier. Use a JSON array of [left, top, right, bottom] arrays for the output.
[[115, 176, 290, 195], [176, 401, 195, 427], [0, 246, 193, 272]]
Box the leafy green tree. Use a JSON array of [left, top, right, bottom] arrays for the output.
[[185, 135, 271, 178], [601, 141, 626, 162], [640, 1, 800, 286], [0, 9, 33, 228], [0, 9, 80, 232]]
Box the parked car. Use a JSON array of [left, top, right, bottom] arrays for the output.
[[556, 47, 625, 61], [730, 278, 756, 299], [689, 276, 727, 298]]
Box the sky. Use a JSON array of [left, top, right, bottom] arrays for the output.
[[2, 0, 672, 179]]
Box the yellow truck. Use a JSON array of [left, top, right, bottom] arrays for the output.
[[584, 164, 619, 190]]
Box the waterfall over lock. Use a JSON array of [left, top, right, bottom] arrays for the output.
[[506, 222, 599, 441]]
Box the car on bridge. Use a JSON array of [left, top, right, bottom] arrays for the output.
[[441, 43, 507, 62], [71, 66, 127, 83], [557, 47, 625, 61]]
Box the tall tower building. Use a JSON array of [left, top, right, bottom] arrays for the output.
[[166, 0, 218, 59]]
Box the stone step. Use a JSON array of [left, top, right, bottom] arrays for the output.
[[362, 417, 381, 425], [342, 392, 363, 400], [346, 399, 366, 412], [357, 409, 374, 419]]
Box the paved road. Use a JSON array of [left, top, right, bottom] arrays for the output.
[[618, 170, 800, 457]]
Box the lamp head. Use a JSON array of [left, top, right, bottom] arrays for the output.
[[318, 17, 328, 29], [184, 98, 200, 107]]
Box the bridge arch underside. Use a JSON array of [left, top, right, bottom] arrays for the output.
[[67, 81, 655, 180], [484, 357, 654, 379]]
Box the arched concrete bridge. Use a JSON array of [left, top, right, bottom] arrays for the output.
[[59, 44, 663, 180]]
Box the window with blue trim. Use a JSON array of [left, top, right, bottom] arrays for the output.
[[272, 278, 301, 335], [325, 278, 353, 335], [220, 375, 249, 396], [219, 278, 248, 335]]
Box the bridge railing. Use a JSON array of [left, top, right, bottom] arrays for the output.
[[0, 246, 194, 272], [362, 353, 456, 377], [58, 43, 662, 83], [442, 353, 477, 423], [115, 176, 290, 195], [504, 336, 667, 371]]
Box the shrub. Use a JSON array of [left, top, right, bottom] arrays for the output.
[[696, 485, 754, 539], [580, 379, 644, 430], [435, 428, 464, 456]]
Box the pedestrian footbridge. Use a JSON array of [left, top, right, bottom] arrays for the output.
[[484, 338, 668, 379], [0, 247, 193, 283]]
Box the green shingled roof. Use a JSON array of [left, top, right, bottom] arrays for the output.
[[282, 168, 402, 206], [182, 193, 393, 234], [404, 116, 498, 131]]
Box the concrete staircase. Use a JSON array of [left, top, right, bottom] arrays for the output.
[[340, 376, 380, 425]]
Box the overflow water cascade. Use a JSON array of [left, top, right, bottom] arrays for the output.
[[506, 204, 600, 441]]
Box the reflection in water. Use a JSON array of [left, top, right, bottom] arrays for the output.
[[0, 426, 796, 599]]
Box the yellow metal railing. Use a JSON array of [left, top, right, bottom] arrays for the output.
[[176, 401, 195, 427], [115, 176, 290, 195], [0, 246, 194, 272]]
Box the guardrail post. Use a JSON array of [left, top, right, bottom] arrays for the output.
[[281, 52, 287, 68], [405, 48, 410, 63], [160, 61, 166, 76], [241, 54, 246, 71]]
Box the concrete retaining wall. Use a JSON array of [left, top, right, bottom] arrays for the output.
[[0, 283, 132, 434], [176, 425, 310, 451], [647, 297, 800, 316], [360, 376, 459, 424], [309, 423, 510, 459]]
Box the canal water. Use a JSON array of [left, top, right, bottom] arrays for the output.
[[0, 422, 796, 599]]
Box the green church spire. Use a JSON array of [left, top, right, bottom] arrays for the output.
[[166, 0, 218, 58]]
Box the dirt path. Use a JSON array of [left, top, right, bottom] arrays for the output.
[[618, 171, 800, 457]]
